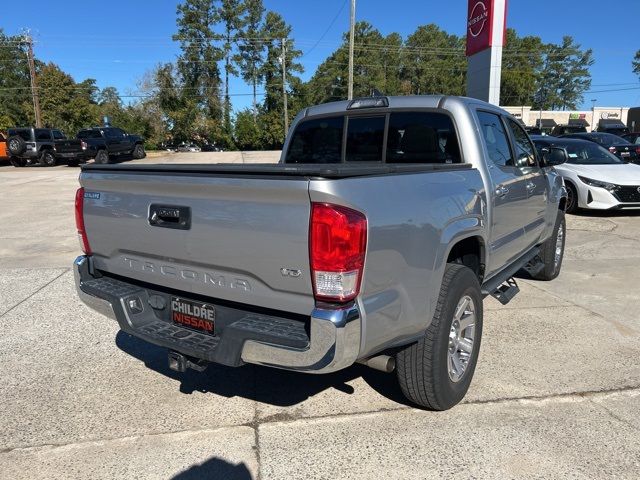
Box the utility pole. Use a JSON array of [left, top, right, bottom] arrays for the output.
[[24, 34, 42, 128], [280, 38, 288, 138], [347, 0, 356, 100]]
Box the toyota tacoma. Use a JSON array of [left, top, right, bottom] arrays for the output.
[[74, 96, 567, 410]]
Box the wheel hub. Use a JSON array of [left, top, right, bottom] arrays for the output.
[[447, 295, 476, 383]]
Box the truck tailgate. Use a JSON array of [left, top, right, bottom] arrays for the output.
[[80, 172, 314, 315]]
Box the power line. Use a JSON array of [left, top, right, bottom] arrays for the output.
[[301, 0, 348, 58]]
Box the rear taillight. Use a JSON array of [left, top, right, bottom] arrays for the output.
[[81, 140, 87, 150], [635, 146, 640, 155], [310, 203, 367, 302], [75, 187, 91, 254], [609, 146, 616, 153]]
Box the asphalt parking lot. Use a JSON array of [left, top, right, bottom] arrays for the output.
[[1, 154, 639, 479]]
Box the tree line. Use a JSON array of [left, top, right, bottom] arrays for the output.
[[1, 2, 634, 151]]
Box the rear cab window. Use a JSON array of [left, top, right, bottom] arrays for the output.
[[78, 130, 103, 139], [285, 110, 462, 164]]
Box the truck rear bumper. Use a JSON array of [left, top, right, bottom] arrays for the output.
[[74, 255, 360, 373]]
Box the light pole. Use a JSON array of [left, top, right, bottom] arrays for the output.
[[591, 99, 597, 132], [347, 0, 356, 100]]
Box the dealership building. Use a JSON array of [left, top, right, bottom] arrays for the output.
[[501, 106, 630, 132]]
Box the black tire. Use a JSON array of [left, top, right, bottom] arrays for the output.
[[132, 143, 146, 159], [7, 135, 26, 156], [565, 182, 578, 214], [40, 150, 56, 167], [530, 210, 566, 281], [396, 264, 483, 410], [94, 149, 109, 164]]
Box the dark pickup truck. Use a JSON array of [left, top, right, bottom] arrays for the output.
[[6, 127, 93, 167], [77, 127, 145, 164]]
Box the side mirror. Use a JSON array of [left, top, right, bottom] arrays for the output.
[[542, 146, 568, 166]]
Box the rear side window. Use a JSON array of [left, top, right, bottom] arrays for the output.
[[52, 130, 65, 140], [78, 130, 102, 139], [477, 111, 514, 168], [8, 129, 32, 141], [285, 116, 344, 164], [346, 116, 385, 162], [387, 112, 460, 163], [35, 129, 52, 141]]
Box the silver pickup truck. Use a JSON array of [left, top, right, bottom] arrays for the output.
[[74, 96, 568, 410]]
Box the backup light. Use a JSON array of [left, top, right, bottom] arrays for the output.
[[310, 203, 367, 303]]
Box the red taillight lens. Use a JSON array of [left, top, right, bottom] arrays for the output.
[[609, 146, 616, 153], [75, 187, 91, 254], [635, 146, 640, 155], [81, 140, 87, 150], [310, 203, 367, 302]]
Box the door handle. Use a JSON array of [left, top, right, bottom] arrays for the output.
[[526, 182, 536, 192], [495, 185, 509, 198]]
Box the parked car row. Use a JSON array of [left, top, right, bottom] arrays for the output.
[[4, 126, 145, 167], [162, 141, 224, 153]]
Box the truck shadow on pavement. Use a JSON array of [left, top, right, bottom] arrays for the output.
[[171, 457, 253, 480], [115, 331, 410, 407]]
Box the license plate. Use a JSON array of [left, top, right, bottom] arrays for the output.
[[170, 297, 215, 334], [621, 152, 630, 157], [60, 153, 76, 157]]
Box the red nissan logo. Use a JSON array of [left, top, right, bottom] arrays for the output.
[[468, 1, 488, 38]]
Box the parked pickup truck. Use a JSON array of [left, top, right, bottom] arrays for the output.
[[77, 127, 145, 164], [6, 127, 93, 167], [74, 96, 568, 410]]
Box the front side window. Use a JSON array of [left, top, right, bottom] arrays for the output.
[[505, 118, 538, 168], [345, 116, 385, 162], [477, 111, 514, 168], [285, 116, 344, 164]]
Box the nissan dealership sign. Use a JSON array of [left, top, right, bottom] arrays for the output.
[[466, 0, 507, 56]]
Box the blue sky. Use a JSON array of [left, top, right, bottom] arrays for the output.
[[4, 0, 639, 111]]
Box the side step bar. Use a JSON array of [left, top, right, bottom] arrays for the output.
[[481, 247, 540, 305]]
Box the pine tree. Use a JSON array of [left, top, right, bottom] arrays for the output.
[[237, 0, 266, 117]]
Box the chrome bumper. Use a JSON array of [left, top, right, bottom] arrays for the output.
[[74, 255, 361, 374]]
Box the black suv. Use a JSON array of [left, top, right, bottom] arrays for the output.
[[76, 127, 145, 164], [6, 127, 93, 167]]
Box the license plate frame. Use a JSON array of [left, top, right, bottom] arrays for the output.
[[170, 297, 216, 335]]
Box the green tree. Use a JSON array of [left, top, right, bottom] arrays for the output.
[[258, 11, 303, 147], [0, 30, 33, 129], [37, 63, 99, 134], [500, 29, 544, 105], [218, 0, 246, 136], [534, 36, 594, 110], [233, 108, 262, 149], [237, 0, 265, 116], [633, 50, 640, 78], [403, 24, 466, 96], [173, 0, 226, 142]]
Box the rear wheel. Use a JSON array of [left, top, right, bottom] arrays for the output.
[[40, 150, 56, 167], [565, 182, 578, 213], [132, 144, 145, 159], [396, 264, 483, 410], [94, 149, 109, 164]]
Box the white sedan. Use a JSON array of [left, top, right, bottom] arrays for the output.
[[532, 136, 640, 213]]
